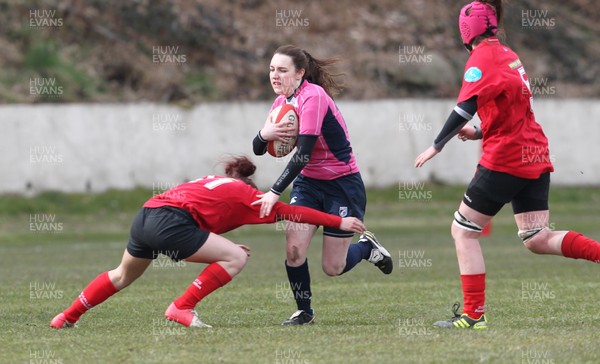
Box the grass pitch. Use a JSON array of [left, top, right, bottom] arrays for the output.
[[1, 185, 600, 363]]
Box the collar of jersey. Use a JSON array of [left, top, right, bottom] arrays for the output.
[[479, 36, 499, 48], [286, 79, 306, 103]]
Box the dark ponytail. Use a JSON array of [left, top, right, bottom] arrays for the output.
[[223, 155, 257, 188], [274, 45, 344, 97], [480, 0, 503, 25]]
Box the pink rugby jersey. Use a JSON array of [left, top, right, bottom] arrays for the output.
[[270, 80, 359, 180]]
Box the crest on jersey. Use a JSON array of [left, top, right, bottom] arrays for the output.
[[464, 67, 482, 82], [339, 206, 348, 217]]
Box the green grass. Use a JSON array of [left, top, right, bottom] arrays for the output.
[[2, 185, 600, 363]]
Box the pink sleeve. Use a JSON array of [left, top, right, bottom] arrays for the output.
[[269, 97, 286, 113], [298, 91, 328, 136]]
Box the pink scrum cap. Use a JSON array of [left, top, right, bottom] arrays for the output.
[[459, 2, 498, 47]]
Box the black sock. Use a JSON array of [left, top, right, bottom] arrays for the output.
[[341, 240, 372, 274], [285, 259, 312, 313]]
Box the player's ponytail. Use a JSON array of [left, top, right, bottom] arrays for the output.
[[274, 45, 344, 97], [480, 0, 503, 24], [302, 50, 344, 97], [223, 155, 257, 188]]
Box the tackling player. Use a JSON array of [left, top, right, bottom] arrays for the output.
[[415, 0, 600, 329], [50, 156, 366, 329], [252, 45, 393, 325]]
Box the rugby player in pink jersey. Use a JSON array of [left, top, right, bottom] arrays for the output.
[[252, 45, 393, 326], [415, 0, 600, 329], [50, 156, 366, 329]]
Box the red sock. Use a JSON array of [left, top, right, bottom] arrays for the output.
[[63, 272, 119, 323], [561, 231, 600, 263], [461, 273, 485, 319], [173, 263, 232, 310]]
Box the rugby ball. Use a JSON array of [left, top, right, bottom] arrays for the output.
[[267, 104, 299, 157]]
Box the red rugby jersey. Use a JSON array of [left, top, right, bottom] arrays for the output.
[[458, 37, 554, 179], [143, 176, 341, 234]]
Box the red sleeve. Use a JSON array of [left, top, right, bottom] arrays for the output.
[[229, 185, 341, 229], [272, 202, 342, 228], [457, 49, 502, 105]]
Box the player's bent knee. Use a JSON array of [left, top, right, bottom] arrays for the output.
[[108, 268, 124, 288], [232, 248, 248, 269], [520, 227, 549, 254], [108, 268, 134, 290], [222, 247, 248, 276], [322, 263, 344, 277]]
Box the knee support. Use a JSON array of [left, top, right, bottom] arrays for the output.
[[518, 227, 546, 243], [453, 211, 483, 233]]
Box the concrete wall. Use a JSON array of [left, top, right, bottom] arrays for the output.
[[1, 99, 599, 195]]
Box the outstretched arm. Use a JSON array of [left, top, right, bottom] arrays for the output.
[[273, 202, 366, 234]]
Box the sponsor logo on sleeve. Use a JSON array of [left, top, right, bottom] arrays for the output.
[[464, 67, 483, 82], [509, 59, 522, 69]]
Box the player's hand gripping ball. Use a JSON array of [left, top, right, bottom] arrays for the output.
[[267, 104, 299, 157]]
